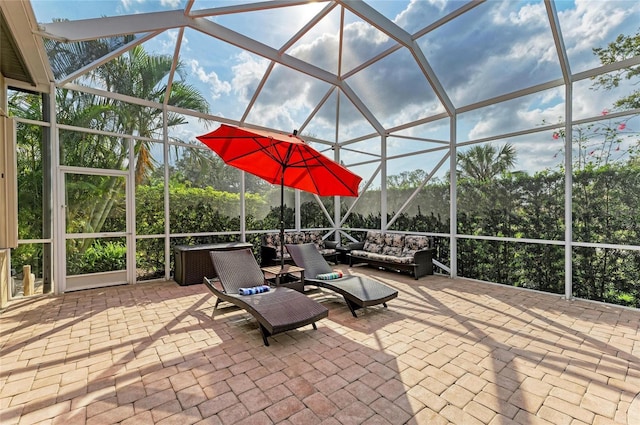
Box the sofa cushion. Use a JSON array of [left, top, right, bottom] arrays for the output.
[[382, 245, 403, 256], [382, 233, 404, 256], [401, 235, 431, 257], [363, 241, 383, 254], [274, 251, 291, 260], [318, 248, 337, 257], [367, 231, 385, 244], [385, 233, 405, 248], [305, 231, 325, 249], [388, 255, 415, 264], [264, 233, 278, 249], [363, 231, 384, 254], [352, 251, 414, 264]]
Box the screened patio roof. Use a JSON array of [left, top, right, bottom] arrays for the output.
[[3, 0, 639, 157]]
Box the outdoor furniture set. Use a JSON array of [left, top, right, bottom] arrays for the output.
[[347, 231, 435, 279], [191, 125, 403, 345], [260, 230, 338, 266], [203, 244, 399, 345]]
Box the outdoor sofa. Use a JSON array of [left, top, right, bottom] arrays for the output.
[[260, 230, 338, 266], [347, 231, 435, 279], [204, 248, 328, 346], [286, 243, 398, 317]]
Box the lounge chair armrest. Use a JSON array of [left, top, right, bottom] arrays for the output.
[[203, 277, 226, 295]]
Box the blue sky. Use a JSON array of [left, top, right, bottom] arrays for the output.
[[30, 0, 640, 181]]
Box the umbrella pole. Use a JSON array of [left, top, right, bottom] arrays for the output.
[[280, 176, 285, 270], [279, 149, 293, 271]]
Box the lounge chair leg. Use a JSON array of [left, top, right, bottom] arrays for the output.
[[312, 322, 317, 330], [345, 298, 358, 318], [383, 302, 388, 308], [259, 325, 270, 346], [211, 298, 221, 318]]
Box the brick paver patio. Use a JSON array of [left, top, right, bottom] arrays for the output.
[[1, 266, 639, 424]]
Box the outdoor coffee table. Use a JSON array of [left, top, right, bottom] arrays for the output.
[[261, 265, 305, 293], [335, 246, 352, 264]]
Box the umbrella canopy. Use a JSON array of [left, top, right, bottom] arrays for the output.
[[197, 124, 362, 268], [196, 124, 361, 197]]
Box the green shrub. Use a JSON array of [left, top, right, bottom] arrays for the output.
[[67, 240, 127, 275]]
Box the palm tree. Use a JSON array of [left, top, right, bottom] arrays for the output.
[[30, 40, 210, 251], [456, 143, 517, 181], [89, 44, 210, 183], [45, 35, 210, 181]]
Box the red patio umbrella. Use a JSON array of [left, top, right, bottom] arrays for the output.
[[196, 124, 362, 268]]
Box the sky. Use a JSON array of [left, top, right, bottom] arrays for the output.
[[30, 0, 640, 182]]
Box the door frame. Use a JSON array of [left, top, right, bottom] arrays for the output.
[[56, 166, 135, 292]]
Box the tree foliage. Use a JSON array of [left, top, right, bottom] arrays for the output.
[[456, 143, 517, 182], [344, 161, 639, 307], [169, 147, 271, 193], [591, 29, 640, 110], [387, 169, 429, 189]]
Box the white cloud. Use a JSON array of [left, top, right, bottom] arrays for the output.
[[120, 0, 144, 12], [120, 0, 181, 12], [245, 0, 636, 151], [466, 90, 565, 142], [288, 31, 340, 74], [188, 59, 231, 100], [157, 29, 183, 55], [558, 0, 640, 70], [394, 0, 456, 33], [230, 52, 270, 102], [160, 0, 181, 8]]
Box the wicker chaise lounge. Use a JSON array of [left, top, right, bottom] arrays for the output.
[[286, 243, 399, 317], [204, 248, 328, 346]]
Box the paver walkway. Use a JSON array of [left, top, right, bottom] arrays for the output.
[[1, 266, 639, 425]]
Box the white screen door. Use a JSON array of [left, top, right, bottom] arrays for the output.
[[62, 168, 133, 291]]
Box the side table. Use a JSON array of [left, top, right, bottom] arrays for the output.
[[261, 265, 305, 293], [335, 246, 352, 264]]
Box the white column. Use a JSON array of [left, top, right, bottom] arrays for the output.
[[449, 114, 457, 278], [564, 84, 573, 300], [381, 134, 387, 231], [51, 83, 64, 293]]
